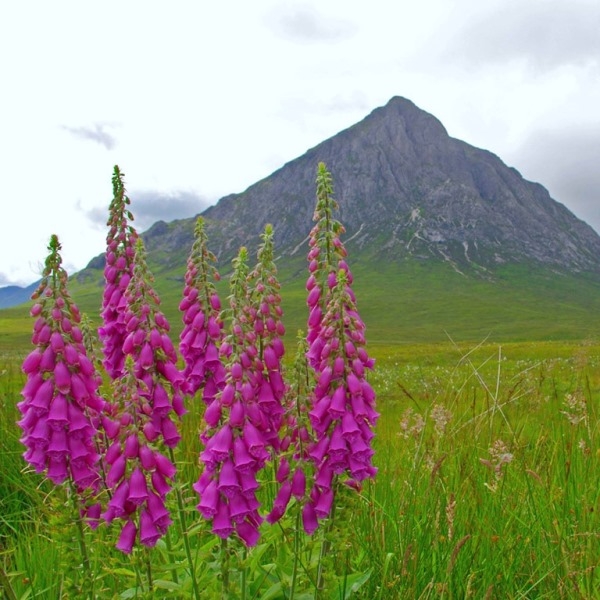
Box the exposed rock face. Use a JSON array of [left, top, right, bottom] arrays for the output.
[[136, 97, 600, 274]]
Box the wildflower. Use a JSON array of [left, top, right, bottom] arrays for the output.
[[101, 239, 181, 551], [430, 404, 452, 437], [247, 224, 287, 450], [561, 391, 587, 425], [266, 333, 315, 526], [18, 235, 103, 493], [303, 163, 378, 530], [398, 407, 426, 440], [481, 439, 514, 489], [179, 217, 226, 399], [194, 248, 265, 546], [99, 166, 139, 379]]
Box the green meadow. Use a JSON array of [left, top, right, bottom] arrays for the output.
[[1, 259, 599, 598]]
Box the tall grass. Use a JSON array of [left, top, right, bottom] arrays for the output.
[[1, 341, 598, 598]]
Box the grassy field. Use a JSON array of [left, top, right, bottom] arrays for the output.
[[6, 250, 600, 355], [1, 243, 600, 597], [1, 336, 598, 598]]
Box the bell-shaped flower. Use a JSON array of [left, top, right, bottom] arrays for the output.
[[116, 520, 137, 554]]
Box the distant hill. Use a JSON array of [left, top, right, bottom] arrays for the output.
[[0, 281, 39, 309]]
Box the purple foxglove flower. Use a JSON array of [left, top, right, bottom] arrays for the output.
[[68, 437, 92, 462], [302, 502, 319, 535], [236, 520, 260, 547], [207, 425, 233, 462], [220, 383, 235, 406], [229, 400, 245, 428], [81, 502, 102, 530], [197, 479, 219, 518], [106, 453, 127, 487], [314, 488, 335, 520], [204, 399, 222, 427], [19, 235, 103, 495], [140, 509, 161, 547], [266, 480, 293, 524], [229, 493, 251, 524], [142, 420, 159, 441], [341, 412, 361, 441], [123, 434, 139, 458], [151, 383, 173, 417], [309, 434, 330, 464], [147, 491, 172, 532], [233, 437, 255, 474], [328, 385, 346, 419], [212, 501, 234, 539], [276, 458, 290, 483], [29, 378, 53, 413], [301, 164, 378, 531], [346, 372, 361, 395], [263, 346, 279, 371], [102, 480, 129, 523], [151, 470, 172, 498], [138, 444, 156, 470], [22, 349, 42, 375], [46, 394, 69, 430], [327, 423, 348, 460], [71, 463, 99, 490], [116, 520, 137, 554], [314, 461, 334, 490], [218, 459, 241, 498], [309, 394, 331, 429], [238, 470, 260, 497], [102, 416, 120, 439], [47, 456, 68, 484], [128, 467, 149, 505], [242, 421, 268, 459], [161, 417, 181, 448], [154, 452, 176, 479], [291, 467, 306, 500]]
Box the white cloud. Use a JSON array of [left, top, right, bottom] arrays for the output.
[[61, 123, 118, 150], [266, 3, 359, 43]]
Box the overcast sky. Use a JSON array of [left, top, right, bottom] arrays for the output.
[[1, 0, 599, 287]]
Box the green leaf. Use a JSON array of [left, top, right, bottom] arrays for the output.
[[331, 569, 373, 600], [154, 579, 182, 591], [257, 581, 283, 600], [110, 568, 137, 578]]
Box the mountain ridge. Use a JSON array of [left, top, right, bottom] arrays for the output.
[[4, 96, 600, 313], [130, 95, 600, 278]]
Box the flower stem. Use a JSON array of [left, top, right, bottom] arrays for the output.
[[241, 546, 247, 600], [145, 548, 154, 593], [168, 447, 201, 599], [316, 499, 337, 598], [221, 537, 230, 599], [164, 529, 180, 585], [290, 507, 301, 599], [69, 487, 94, 598]]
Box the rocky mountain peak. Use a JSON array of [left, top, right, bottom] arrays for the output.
[[113, 97, 600, 277]]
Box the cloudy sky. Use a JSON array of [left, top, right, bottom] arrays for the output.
[[1, 0, 599, 287]]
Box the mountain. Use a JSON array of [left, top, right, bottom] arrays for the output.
[[6, 96, 599, 344], [0, 281, 40, 309], [100, 96, 600, 280]]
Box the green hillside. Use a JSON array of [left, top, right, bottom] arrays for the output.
[[3, 253, 600, 357]]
